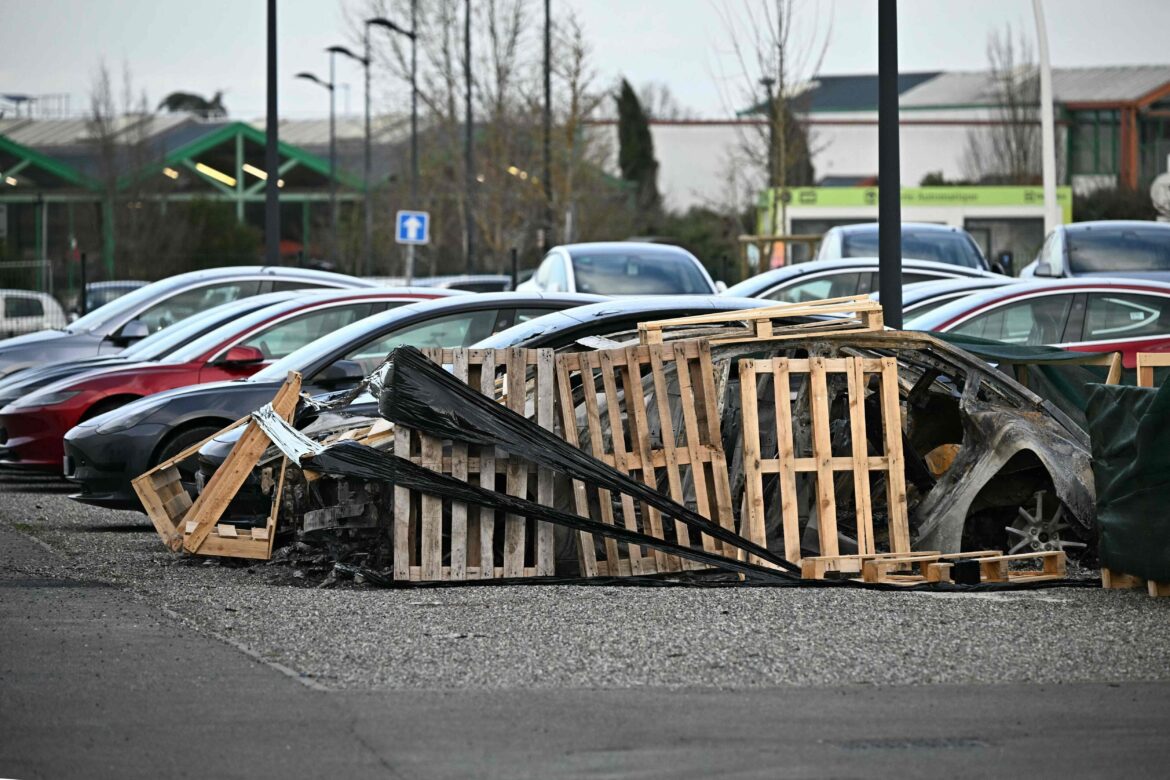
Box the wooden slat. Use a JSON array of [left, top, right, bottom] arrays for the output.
[[182, 373, 301, 554], [879, 357, 910, 554], [502, 348, 528, 578], [535, 348, 556, 576], [649, 343, 694, 568], [696, 341, 738, 553], [739, 361, 766, 564], [671, 347, 716, 554], [419, 429, 443, 581], [392, 423, 412, 580], [599, 348, 649, 574], [580, 352, 625, 575], [449, 350, 470, 580], [478, 350, 498, 578], [808, 356, 839, 557], [846, 359, 874, 556], [770, 358, 802, 564], [556, 353, 598, 577], [623, 346, 673, 572]]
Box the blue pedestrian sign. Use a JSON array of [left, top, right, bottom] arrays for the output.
[[395, 210, 430, 245]]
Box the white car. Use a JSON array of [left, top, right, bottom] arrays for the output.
[[0, 290, 67, 337], [518, 242, 719, 296]]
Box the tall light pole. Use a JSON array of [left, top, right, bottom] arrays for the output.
[[1033, 0, 1060, 234], [368, 15, 419, 282], [327, 43, 367, 272], [264, 0, 280, 266], [296, 67, 336, 263], [877, 0, 903, 329]]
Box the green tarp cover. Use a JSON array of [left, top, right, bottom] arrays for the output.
[[1086, 381, 1170, 582]]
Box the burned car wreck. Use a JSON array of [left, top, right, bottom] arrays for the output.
[[140, 297, 1092, 586]]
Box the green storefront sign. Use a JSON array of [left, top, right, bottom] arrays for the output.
[[761, 186, 1073, 224]]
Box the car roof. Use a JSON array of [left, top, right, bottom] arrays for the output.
[[906, 277, 1170, 330], [1063, 220, 1170, 233], [888, 276, 1020, 305], [558, 241, 698, 258], [725, 257, 996, 297], [473, 295, 770, 349]]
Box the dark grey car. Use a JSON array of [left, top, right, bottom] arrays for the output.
[[0, 266, 374, 379], [63, 292, 605, 509]]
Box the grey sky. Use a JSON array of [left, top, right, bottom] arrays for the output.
[[2, 0, 1168, 120]]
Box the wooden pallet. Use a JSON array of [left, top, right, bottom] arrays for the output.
[[1136, 351, 1170, 388], [1102, 567, 1170, 597], [801, 549, 1066, 585], [637, 294, 884, 346], [133, 372, 301, 559], [391, 348, 557, 581], [555, 339, 738, 577], [739, 355, 910, 566]]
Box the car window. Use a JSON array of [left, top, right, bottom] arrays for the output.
[[1084, 293, 1170, 341], [514, 307, 559, 324], [270, 280, 340, 292], [950, 295, 1073, 345], [546, 259, 569, 292], [1066, 227, 1170, 273], [569, 251, 711, 295], [234, 303, 375, 360], [5, 296, 43, 318], [842, 230, 984, 268], [340, 310, 500, 374], [533, 256, 554, 287], [766, 272, 864, 303], [135, 281, 261, 333]]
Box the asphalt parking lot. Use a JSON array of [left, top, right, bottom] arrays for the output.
[[4, 470, 1170, 778]]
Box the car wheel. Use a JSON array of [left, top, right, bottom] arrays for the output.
[[154, 424, 224, 486]]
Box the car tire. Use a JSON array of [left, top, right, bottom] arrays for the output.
[[153, 424, 225, 482]]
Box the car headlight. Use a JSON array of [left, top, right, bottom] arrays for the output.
[[94, 401, 162, 434], [6, 389, 81, 410]]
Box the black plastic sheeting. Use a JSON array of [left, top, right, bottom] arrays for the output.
[[377, 345, 799, 574], [308, 440, 1096, 592], [1087, 380, 1170, 582], [307, 440, 796, 583]]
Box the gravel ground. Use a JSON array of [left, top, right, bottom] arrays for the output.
[[4, 471, 1170, 691]]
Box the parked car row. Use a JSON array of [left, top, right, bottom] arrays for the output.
[[1, 225, 1168, 516]]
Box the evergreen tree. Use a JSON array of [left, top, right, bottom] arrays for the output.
[[615, 78, 661, 222]]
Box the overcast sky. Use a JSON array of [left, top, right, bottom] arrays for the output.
[[2, 0, 1169, 120]]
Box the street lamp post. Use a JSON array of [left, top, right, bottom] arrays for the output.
[[368, 15, 419, 282], [327, 44, 367, 274], [295, 68, 336, 264]]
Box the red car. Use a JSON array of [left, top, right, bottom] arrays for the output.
[[0, 288, 456, 471], [905, 278, 1170, 367]]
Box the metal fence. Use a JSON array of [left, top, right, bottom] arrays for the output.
[[0, 258, 83, 335]]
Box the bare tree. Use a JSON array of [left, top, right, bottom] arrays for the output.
[[636, 81, 690, 120], [962, 26, 1042, 185]]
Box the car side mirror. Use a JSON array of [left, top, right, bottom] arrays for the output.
[[117, 319, 150, 342], [316, 359, 366, 387], [217, 345, 265, 366]]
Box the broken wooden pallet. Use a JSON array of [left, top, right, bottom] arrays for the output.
[[801, 549, 1066, 585], [392, 347, 557, 581], [637, 294, 884, 346], [133, 371, 301, 560], [555, 339, 738, 577], [738, 355, 910, 566]]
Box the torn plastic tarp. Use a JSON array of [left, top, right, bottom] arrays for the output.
[[378, 345, 799, 574], [306, 439, 800, 583]]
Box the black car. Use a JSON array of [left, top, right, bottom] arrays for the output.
[[0, 291, 303, 409], [0, 266, 374, 379], [63, 292, 605, 509]]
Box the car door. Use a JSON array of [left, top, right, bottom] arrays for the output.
[[1073, 291, 1170, 365], [946, 293, 1075, 346]]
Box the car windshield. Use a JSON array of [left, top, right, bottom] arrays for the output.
[[569, 251, 712, 294], [1066, 227, 1170, 273], [159, 302, 307, 364], [842, 229, 984, 268], [86, 284, 142, 310]]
